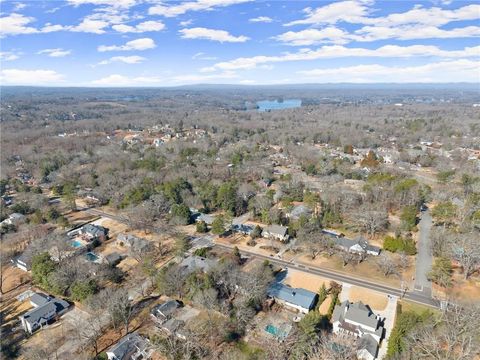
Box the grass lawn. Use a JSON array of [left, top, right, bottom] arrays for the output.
[[399, 300, 438, 315]]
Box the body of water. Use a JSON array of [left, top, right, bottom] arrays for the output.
[[256, 99, 302, 112]]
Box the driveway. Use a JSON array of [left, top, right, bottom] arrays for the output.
[[376, 295, 398, 360], [414, 210, 433, 297]]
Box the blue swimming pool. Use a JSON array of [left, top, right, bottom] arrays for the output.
[[85, 252, 100, 262], [71, 240, 83, 248], [265, 324, 280, 336]]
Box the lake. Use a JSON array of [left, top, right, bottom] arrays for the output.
[[255, 99, 302, 112]]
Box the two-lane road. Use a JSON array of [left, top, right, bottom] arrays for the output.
[[214, 243, 439, 308], [80, 206, 439, 308]]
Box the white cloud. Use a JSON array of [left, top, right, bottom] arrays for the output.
[[70, 19, 110, 34], [38, 48, 72, 57], [0, 69, 64, 84], [112, 20, 165, 33], [285, 2, 480, 27], [179, 27, 249, 42], [192, 52, 218, 60], [13, 3, 27, 11], [249, 16, 273, 23], [0, 13, 37, 36], [98, 38, 156, 52], [296, 60, 480, 83], [354, 25, 480, 42], [67, 0, 138, 8], [91, 74, 162, 86], [97, 55, 146, 65], [203, 45, 480, 71], [274, 27, 350, 46], [0, 51, 20, 61], [149, 0, 252, 17], [285, 0, 372, 26], [179, 19, 193, 27], [171, 71, 238, 83]]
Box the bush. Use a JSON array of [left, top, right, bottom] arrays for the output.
[[400, 205, 417, 231], [193, 247, 209, 257], [170, 204, 192, 225], [211, 216, 226, 234], [383, 236, 417, 255], [196, 220, 208, 233], [70, 280, 97, 302]]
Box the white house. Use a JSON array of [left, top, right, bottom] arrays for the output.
[[19, 293, 70, 334], [332, 301, 384, 360]]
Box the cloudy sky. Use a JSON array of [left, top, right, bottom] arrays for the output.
[[1, 0, 479, 86]]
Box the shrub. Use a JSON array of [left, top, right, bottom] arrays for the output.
[[196, 220, 208, 233]]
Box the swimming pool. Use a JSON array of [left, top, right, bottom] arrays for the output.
[[85, 252, 100, 262], [265, 324, 280, 336], [71, 240, 83, 248], [265, 324, 291, 340]]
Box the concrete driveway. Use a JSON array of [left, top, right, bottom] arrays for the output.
[[376, 295, 398, 360]]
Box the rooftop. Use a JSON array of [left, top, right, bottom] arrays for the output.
[[267, 282, 317, 310]]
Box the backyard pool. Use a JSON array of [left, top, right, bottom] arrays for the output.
[[71, 240, 83, 248], [265, 324, 291, 340], [85, 252, 100, 262]]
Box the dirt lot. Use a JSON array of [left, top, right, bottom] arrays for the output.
[[347, 286, 388, 311], [291, 253, 415, 289], [282, 268, 330, 293]]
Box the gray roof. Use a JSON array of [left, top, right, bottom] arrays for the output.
[[358, 334, 379, 357], [263, 224, 288, 237], [196, 213, 215, 225], [179, 256, 216, 274], [30, 293, 50, 307], [267, 283, 317, 310], [105, 252, 123, 265], [81, 224, 107, 237], [334, 237, 381, 254], [117, 233, 150, 250], [152, 300, 181, 319], [107, 332, 147, 360], [21, 302, 57, 326], [333, 301, 381, 332]]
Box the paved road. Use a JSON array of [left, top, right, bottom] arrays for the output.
[[215, 243, 439, 309], [414, 210, 433, 297], [81, 206, 438, 308]]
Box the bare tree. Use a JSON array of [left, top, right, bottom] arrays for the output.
[[406, 304, 480, 360], [451, 233, 480, 280], [376, 253, 398, 277], [354, 205, 389, 236]]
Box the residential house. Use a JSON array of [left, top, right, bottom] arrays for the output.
[[116, 233, 151, 253], [262, 224, 289, 242], [194, 213, 215, 226], [105, 252, 123, 266], [179, 255, 217, 274], [11, 252, 32, 271], [78, 224, 108, 242], [332, 301, 385, 360], [267, 283, 317, 314], [334, 237, 381, 256], [231, 224, 254, 235], [19, 293, 70, 334], [106, 332, 151, 360], [151, 300, 182, 323]]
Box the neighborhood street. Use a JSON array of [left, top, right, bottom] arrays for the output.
[[81, 206, 439, 308], [215, 243, 439, 308], [414, 210, 433, 297]]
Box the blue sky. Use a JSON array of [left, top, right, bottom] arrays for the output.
[[1, 0, 479, 86]]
